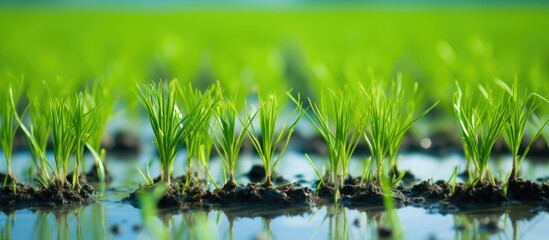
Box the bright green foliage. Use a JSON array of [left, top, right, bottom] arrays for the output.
[[86, 82, 115, 152], [246, 91, 304, 186], [497, 79, 549, 181], [50, 97, 77, 186], [177, 82, 218, 182], [138, 80, 213, 187], [303, 87, 363, 190], [138, 80, 188, 187], [210, 94, 256, 186], [359, 77, 438, 187], [453, 82, 510, 185], [48, 93, 102, 188], [70, 93, 103, 189], [13, 85, 54, 187], [27, 95, 52, 185], [0, 78, 22, 187], [85, 83, 116, 184]]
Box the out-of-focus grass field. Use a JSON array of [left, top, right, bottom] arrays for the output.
[[1, 8, 548, 113]]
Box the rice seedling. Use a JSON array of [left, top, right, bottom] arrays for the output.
[[69, 93, 103, 189], [453, 82, 510, 185], [300, 87, 363, 191], [447, 166, 459, 194], [137, 80, 213, 188], [177, 82, 219, 185], [85, 83, 116, 183], [26, 95, 53, 185], [209, 93, 257, 188], [246, 91, 304, 186], [12, 87, 54, 187], [50, 97, 77, 187], [359, 77, 438, 187], [0, 78, 23, 189], [496, 79, 549, 182]]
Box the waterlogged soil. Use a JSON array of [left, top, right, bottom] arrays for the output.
[[0, 181, 95, 208], [124, 180, 317, 210], [308, 176, 549, 213]]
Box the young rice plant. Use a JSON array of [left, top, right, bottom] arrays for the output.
[[359, 77, 438, 188], [453, 82, 510, 185], [496, 79, 549, 182], [246, 91, 304, 186], [210, 94, 257, 188]]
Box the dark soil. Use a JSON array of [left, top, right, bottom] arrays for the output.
[[125, 181, 316, 209], [246, 164, 288, 185], [0, 183, 36, 205], [85, 163, 113, 183], [407, 180, 452, 205], [208, 182, 316, 206], [449, 182, 507, 209], [103, 131, 141, 157], [316, 182, 405, 206], [152, 175, 202, 187], [0, 181, 94, 207], [36, 182, 95, 206], [506, 178, 549, 203]]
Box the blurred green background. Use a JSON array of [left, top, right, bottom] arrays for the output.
[[1, 2, 548, 115]]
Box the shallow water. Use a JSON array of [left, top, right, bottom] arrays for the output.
[[2, 149, 549, 239]]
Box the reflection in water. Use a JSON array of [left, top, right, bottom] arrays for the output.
[[0, 203, 108, 240], [1, 197, 548, 239], [1, 211, 14, 240], [327, 205, 349, 240], [451, 206, 543, 240]]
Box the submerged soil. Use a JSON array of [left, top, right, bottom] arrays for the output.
[[315, 176, 406, 206], [125, 180, 317, 209], [314, 177, 549, 211]]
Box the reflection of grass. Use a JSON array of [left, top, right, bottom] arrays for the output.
[[139, 184, 217, 239]]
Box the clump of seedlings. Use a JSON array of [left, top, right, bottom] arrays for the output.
[[206, 90, 315, 206], [192, 90, 315, 207], [359, 77, 438, 187], [497, 79, 549, 202], [127, 84, 316, 208], [128, 80, 215, 207], [450, 82, 510, 207], [246, 91, 304, 186], [300, 87, 364, 202], [209, 93, 255, 190], [37, 93, 101, 203], [180, 83, 221, 189], [1, 79, 105, 206]]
